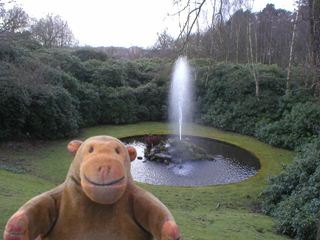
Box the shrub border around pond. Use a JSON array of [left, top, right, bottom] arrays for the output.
[[0, 122, 295, 239]]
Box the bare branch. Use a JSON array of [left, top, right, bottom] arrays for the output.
[[170, 0, 192, 16], [176, 0, 207, 52]]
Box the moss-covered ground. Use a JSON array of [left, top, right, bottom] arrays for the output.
[[0, 122, 294, 239]]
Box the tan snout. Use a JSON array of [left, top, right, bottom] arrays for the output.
[[80, 156, 127, 204]]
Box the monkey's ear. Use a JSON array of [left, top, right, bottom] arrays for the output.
[[67, 140, 83, 157], [126, 146, 137, 162]]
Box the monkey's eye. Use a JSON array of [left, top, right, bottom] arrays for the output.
[[115, 148, 120, 154], [89, 147, 94, 153]]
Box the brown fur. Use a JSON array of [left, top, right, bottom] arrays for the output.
[[4, 136, 181, 240]]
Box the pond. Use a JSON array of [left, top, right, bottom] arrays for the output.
[[122, 135, 261, 187]]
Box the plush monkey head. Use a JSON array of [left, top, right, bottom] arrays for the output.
[[67, 136, 137, 204]]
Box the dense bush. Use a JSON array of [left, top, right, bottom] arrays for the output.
[[0, 41, 31, 62], [90, 63, 127, 87], [0, 81, 30, 140], [99, 87, 140, 124], [25, 85, 79, 139], [3, 43, 316, 144], [194, 62, 286, 136], [43, 48, 87, 81], [256, 101, 320, 150], [135, 79, 169, 121], [0, 42, 172, 140], [76, 82, 101, 127], [73, 47, 108, 62], [260, 136, 320, 240]]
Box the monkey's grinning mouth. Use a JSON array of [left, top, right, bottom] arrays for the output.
[[84, 175, 124, 186]]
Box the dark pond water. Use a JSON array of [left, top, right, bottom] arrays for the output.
[[122, 135, 261, 187]]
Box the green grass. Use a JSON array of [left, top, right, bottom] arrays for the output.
[[0, 122, 294, 239]]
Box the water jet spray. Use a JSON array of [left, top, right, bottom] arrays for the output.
[[169, 56, 193, 140]]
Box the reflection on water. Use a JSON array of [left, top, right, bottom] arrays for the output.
[[122, 135, 261, 187]]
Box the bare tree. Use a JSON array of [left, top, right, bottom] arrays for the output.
[[154, 29, 175, 50], [31, 14, 76, 48], [0, 5, 29, 33], [170, 0, 247, 54]]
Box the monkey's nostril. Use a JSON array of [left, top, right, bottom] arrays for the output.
[[99, 166, 111, 172]]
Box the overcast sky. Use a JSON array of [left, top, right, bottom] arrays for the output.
[[7, 0, 296, 48]]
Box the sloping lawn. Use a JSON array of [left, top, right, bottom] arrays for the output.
[[0, 122, 294, 239]]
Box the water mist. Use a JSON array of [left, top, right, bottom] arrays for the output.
[[169, 56, 194, 140]]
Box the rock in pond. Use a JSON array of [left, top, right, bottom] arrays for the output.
[[144, 137, 215, 164]]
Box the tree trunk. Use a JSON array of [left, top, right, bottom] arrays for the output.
[[248, 13, 260, 100], [286, 0, 301, 94]]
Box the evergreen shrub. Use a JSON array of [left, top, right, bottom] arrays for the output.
[[260, 136, 320, 240], [99, 87, 140, 124], [76, 82, 101, 127], [0, 83, 30, 140], [25, 86, 79, 139], [255, 101, 320, 150]]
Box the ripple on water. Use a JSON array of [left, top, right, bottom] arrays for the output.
[[123, 136, 261, 187]]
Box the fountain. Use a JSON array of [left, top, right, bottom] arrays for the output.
[[169, 56, 193, 140], [143, 56, 210, 164], [121, 56, 261, 186]]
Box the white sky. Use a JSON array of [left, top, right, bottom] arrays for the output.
[[6, 0, 295, 48]]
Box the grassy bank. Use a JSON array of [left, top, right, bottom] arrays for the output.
[[0, 122, 294, 239]]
